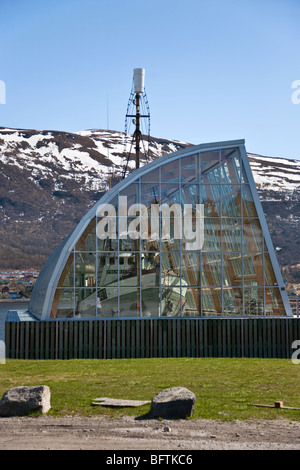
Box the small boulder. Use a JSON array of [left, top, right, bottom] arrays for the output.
[[150, 386, 195, 419], [0, 385, 51, 417]]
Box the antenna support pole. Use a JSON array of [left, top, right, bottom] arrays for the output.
[[124, 68, 149, 178], [134, 92, 141, 170]]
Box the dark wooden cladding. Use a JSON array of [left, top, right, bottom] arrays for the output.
[[5, 318, 300, 360]]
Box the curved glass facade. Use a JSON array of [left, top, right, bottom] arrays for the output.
[[29, 140, 292, 319]]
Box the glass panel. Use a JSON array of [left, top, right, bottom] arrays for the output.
[[201, 253, 222, 286], [161, 239, 181, 252], [160, 183, 181, 205], [161, 252, 181, 281], [75, 288, 97, 317], [119, 182, 139, 206], [223, 287, 243, 315], [97, 237, 118, 252], [141, 288, 160, 317], [210, 184, 221, 201], [242, 185, 258, 217], [129, 215, 147, 243], [75, 218, 96, 252], [75, 252, 96, 287], [160, 204, 183, 251], [243, 253, 264, 286], [244, 287, 264, 316], [119, 198, 148, 250], [119, 216, 141, 251], [183, 288, 201, 316], [140, 167, 159, 183], [220, 183, 234, 198], [222, 257, 232, 287], [234, 155, 243, 183], [161, 159, 180, 183], [97, 286, 119, 317], [240, 160, 249, 184], [221, 185, 241, 217], [57, 253, 74, 287], [219, 162, 233, 184], [97, 252, 119, 287], [243, 219, 263, 251], [200, 150, 220, 184], [228, 253, 243, 279], [181, 251, 201, 286], [200, 185, 221, 217], [222, 218, 242, 251], [265, 288, 285, 316], [182, 212, 202, 251], [220, 148, 241, 183], [119, 287, 140, 317], [96, 214, 118, 252], [181, 183, 200, 209], [141, 252, 160, 287], [202, 218, 221, 251], [181, 153, 199, 183], [119, 253, 140, 287], [264, 253, 278, 286], [202, 287, 222, 316], [161, 288, 182, 316], [141, 215, 160, 251], [140, 183, 159, 208], [53, 289, 74, 318]]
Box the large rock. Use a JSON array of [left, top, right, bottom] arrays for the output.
[[0, 385, 51, 417], [150, 387, 196, 419]]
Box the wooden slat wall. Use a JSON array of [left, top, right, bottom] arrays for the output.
[[5, 318, 300, 360]]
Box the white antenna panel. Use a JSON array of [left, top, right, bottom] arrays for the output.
[[133, 68, 145, 94]]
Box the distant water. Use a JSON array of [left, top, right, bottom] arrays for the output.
[[0, 300, 30, 317], [0, 301, 30, 363]]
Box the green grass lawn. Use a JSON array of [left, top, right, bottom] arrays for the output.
[[0, 358, 300, 421]]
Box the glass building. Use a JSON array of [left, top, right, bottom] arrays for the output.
[[28, 140, 292, 319]]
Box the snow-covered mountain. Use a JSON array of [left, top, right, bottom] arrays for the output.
[[248, 153, 300, 191], [246, 153, 300, 290], [0, 127, 188, 192], [0, 126, 299, 289]]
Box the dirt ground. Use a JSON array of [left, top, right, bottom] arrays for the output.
[[0, 415, 299, 450]]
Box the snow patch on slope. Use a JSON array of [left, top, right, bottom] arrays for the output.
[[0, 128, 299, 194]]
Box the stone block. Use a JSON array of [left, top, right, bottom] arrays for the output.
[[150, 386, 196, 419], [0, 385, 51, 417]]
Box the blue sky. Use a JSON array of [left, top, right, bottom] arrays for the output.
[[1, 0, 300, 159]]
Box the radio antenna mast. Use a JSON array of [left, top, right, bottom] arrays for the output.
[[123, 68, 150, 178]]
